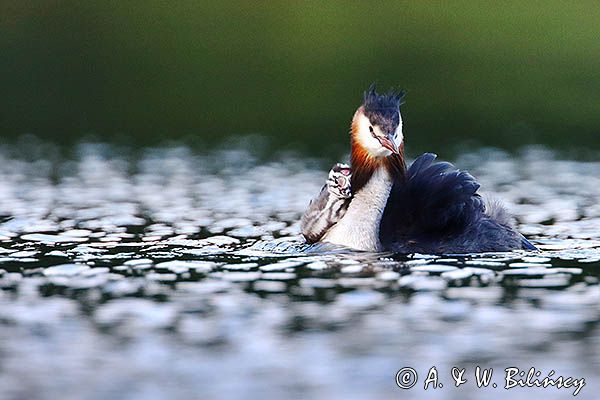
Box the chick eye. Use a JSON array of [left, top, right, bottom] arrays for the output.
[[369, 126, 376, 138]]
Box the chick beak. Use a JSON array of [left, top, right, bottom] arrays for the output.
[[379, 134, 399, 155]]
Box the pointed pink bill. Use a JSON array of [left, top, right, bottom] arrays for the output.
[[378, 136, 399, 155]]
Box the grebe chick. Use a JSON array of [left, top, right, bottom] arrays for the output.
[[305, 85, 536, 253], [301, 163, 352, 243]]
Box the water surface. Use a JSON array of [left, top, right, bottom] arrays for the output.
[[0, 144, 598, 399]]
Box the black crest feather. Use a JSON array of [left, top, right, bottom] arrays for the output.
[[361, 83, 406, 134], [363, 83, 406, 112]]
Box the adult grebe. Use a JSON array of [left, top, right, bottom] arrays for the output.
[[301, 85, 536, 253]]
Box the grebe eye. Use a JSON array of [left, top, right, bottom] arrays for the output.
[[369, 126, 376, 138]]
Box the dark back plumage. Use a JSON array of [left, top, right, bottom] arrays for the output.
[[378, 153, 536, 253], [380, 153, 484, 237]]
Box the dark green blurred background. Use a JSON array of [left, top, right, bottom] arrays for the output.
[[2, 1, 599, 156]]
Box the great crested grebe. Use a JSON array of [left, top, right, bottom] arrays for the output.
[[300, 85, 536, 254]]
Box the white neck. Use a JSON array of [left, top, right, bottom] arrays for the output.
[[322, 167, 393, 251]]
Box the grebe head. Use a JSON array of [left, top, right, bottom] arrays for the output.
[[351, 84, 405, 159]]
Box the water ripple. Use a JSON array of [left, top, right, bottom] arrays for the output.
[[0, 145, 598, 399]]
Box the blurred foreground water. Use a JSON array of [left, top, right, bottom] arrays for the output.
[[0, 142, 598, 400]]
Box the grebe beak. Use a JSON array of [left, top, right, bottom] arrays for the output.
[[379, 134, 399, 155]]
